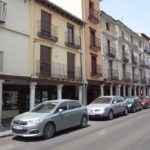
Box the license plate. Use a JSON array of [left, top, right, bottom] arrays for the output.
[[13, 125, 23, 130]]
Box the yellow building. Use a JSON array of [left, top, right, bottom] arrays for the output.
[[28, 0, 84, 108]]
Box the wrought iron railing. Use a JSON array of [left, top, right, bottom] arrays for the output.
[[88, 9, 100, 24], [37, 20, 58, 42], [36, 61, 81, 81]]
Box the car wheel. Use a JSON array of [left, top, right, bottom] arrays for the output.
[[43, 122, 55, 139], [124, 108, 128, 116], [80, 116, 88, 128], [108, 111, 113, 120], [131, 107, 136, 113]]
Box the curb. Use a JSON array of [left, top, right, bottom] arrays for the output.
[[0, 131, 12, 138]]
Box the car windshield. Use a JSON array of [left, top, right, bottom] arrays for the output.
[[92, 97, 112, 104], [126, 98, 134, 103], [31, 102, 57, 113]]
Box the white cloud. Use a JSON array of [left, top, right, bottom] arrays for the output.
[[49, 0, 82, 19]]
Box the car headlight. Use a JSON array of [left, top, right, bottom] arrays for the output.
[[28, 119, 43, 125], [128, 104, 132, 108]]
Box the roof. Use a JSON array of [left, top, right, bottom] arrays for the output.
[[141, 33, 150, 40], [35, 0, 84, 25], [43, 99, 79, 103]]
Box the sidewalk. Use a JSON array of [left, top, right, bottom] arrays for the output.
[[0, 126, 12, 138]]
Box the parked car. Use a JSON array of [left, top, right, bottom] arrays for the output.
[[140, 97, 150, 109], [87, 96, 128, 120], [11, 100, 88, 139], [124, 97, 143, 113]]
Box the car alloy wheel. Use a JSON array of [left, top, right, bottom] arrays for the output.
[[81, 116, 88, 128], [43, 123, 55, 139], [108, 111, 113, 120]]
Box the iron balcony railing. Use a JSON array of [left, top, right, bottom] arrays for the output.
[[0, 0, 6, 23], [36, 61, 81, 81], [141, 77, 147, 84], [91, 65, 102, 77], [90, 37, 101, 51], [88, 9, 100, 24], [65, 31, 81, 49], [37, 21, 58, 42], [108, 47, 116, 58]]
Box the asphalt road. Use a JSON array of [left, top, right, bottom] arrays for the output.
[[1, 109, 150, 150]]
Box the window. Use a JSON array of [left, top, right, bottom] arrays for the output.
[[69, 102, 81, 110], [121, 31, 125, 39], [90, 28, 96, 47], [0, 51, 3, 72], [41, 10, 51, 35], [56, 103, 68, 112], [106, 22, 110, 31], [107, 40, 110, 50], [89, 1, 94, 12], [91, 55, 97, 75], [130, 35, 133, 43], [67, 23, 74, 44]]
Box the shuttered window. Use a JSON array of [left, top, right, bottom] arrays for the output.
[[41, 10, 51, 36]]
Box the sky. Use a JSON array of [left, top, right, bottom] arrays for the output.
[[49, 0, 150, 36]]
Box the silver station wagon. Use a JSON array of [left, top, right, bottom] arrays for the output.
[[11, 100, 88, 139], [88, 96, 128, 120]]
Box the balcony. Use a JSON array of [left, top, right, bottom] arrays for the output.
[[122, 52, 129, 63], [88, 9, 100, 24], [36, 61, 81, 81], [0, 1, 7, 23], [140, 60, 146, 68], [108, 69, 119, 80], [65, 33, 81, 49], [91, 65, 102, 77], [108, 47, 116, 58], [37, 22, 58, 42], [123, 72, 132, 82], [90, 37, 101, 51]]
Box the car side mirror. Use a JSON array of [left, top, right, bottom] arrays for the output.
[[58, 108, 63, 113]]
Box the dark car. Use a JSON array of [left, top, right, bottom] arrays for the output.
[[125, 97, 143, 113], [140, 97, 150, 109]]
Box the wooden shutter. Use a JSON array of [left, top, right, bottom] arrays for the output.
[[67, 52, 75, 79], [41, 10, 51, 36], [91, 55, 97, 75], [67, 23, 74, 44], [40, 46, 51, 76]]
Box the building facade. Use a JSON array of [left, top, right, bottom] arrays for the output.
[[0, 0, 84, 125], [82, 0, 102, 104], [0, 0, 30, 125], [100, 11, 150, 97]]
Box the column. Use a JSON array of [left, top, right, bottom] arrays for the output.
[[57, 84, 63, 100], [0, 80, 4, 126], [128, 86, 132, 97], [78, 85, 83, 104], [117, 85, 121, 96], [143, 86, 146, 97], [30, 82, 37, 110], [110, 84, 113, 96], [134, 86, 137, 97], [123, 85, 126, 97], [100, 85, 104, 96], [138, 86, 141, 96]]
